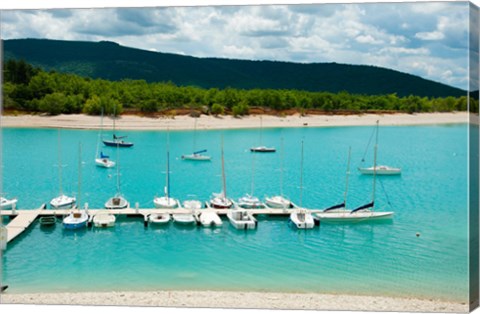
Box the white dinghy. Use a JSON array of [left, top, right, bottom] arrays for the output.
[[227, 209, 257, 230]]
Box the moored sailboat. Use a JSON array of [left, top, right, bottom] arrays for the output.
[[210, 139, 234, 209], [95, 109, 116, 168], [289, 140, 314, 229], [50, 130, 76, 209], [314, 125, 394, 222], [105, 142, 129, 209], [358, 121, 400, 175], [102, 107, 134, 148], [182, 118, 211, 161]]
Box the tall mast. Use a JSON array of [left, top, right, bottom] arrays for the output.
[[344, 146, 352, 208], [57, 129, 63, 195], [250, 151, 256, 196], [116, 141, 121, 195], [166, 131, 171, 200], [299, 140, 304, 207], [371, 121, 379, 207], [280, 137, 284, 197], [193, 118, 197, 152], [78, 142, 82, 207], [221, 136, 227, 201]]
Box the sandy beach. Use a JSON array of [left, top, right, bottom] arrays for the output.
[[0, 112, 470, 130], [0, 290, 469, 312]]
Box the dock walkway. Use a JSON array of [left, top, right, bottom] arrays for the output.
[[3, 204, 46, 243]]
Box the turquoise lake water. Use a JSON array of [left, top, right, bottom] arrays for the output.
[[0, 124, 469, 302]]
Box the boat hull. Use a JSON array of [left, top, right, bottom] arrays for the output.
[[226, 210, 257, 230], [105, 196, 129, 209], [149, 213, 171, 224], [172, 214, 196, 225], [290, 211, 315, 229], [0, 198, 18, 210], [63, 212, 88, 229], [358, 166, 401, 175], [314, 210, 394, 222], [265, 196, 292, 209], [39, 216, 57, 226], [199, 212, 223, 227], [95, 158, 115, 168], [50, 195, 76, 209], [93, 214, 116, 227], [250, 146, 276, 153], [102, 140, 134, 148], [153, 197, 179, 209], [181, 154, 211, 161]]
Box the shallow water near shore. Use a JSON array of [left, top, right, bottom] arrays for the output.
[[1, 124, 469, 302]]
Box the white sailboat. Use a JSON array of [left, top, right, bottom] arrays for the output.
[[289, 140, 314, 229], [210, 139, 234, 209], [250, 116, 276, 153], [95, 108, 116, 168], [154, 134, 180, 209], [314, 125, 394, 222], [63, 144, 88, 229], [104, 142, 129, 209], [358, 121, 401, 175], [182, 118, 211, 161], [50, 130, 76, 209], [265, 137, 293, 209]]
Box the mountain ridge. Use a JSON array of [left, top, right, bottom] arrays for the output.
[[3, 38, 465, 98]]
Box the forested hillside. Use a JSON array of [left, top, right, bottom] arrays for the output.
[[3, 38, 465, 98], [3, 59, 474, 116]]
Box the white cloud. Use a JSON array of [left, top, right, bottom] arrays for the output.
[[0, 2, 469, 89], [415, 31, 445, 41]]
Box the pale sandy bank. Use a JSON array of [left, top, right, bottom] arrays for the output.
[[0, 290, 468, 312], [0, 112, 469, 131]]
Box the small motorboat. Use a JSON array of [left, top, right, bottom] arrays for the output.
[[50, 194, 76, 209], [227, 209, 257, 230], [63, 211, 88, 230], [0, 197, 18, 210], [250, 146, 276, 153], [265, 195, 292, 209], [172, 213, 196, 225], [358, 165, 401, 175], [290, 209, 315, 229], [199, 211, 223, 227], [149, 213, 171, 225], [93, 213, 116, 227], [39, 216, 57, 227]]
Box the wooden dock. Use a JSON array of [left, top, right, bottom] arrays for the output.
[[1, 203, 324, 245], [3, 204, 46, 243]]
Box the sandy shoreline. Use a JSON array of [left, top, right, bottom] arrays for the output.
[[0, 112, 470, 130], [0, 290, 468, 312]]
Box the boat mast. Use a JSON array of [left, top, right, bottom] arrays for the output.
[[165, 131, 171, 200], [344, 146, 352, 208], [78, 143, 82, 207], [57, 129, 63, 195], [193, 118, 197, 153], [371, 121, 379, 208], [280, 137, 284, 197], [250, 151, 256, 197], [299, 140, 304, 207], [116, 142, 121, 195], [221, 136, 227, 201]]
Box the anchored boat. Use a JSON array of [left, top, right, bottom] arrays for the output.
[[0, 197, 17, 210], [227, 209, 257, 230], [63, 211, 88, 229], [93, 213, 116, 227]]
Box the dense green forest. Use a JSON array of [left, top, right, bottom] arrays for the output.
[[4, 38, 466, 98], [3, 59, 476, 116]]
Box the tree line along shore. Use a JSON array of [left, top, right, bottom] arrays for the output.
[[3, 59, 477, 117]]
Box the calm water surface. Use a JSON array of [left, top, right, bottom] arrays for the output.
[[1, 124, 469, 301]]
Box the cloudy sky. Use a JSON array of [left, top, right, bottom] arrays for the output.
[[0, 1, 472, 89]]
